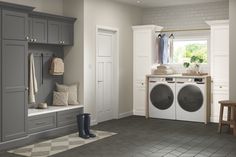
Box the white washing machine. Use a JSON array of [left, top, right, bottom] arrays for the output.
[[176, 77, 208, 124], [149, 77, 176, 120]]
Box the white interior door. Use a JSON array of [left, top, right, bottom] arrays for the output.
[[96, 30, 115, 123]]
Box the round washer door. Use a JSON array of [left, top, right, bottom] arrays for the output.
[[150, 84, 174, 110], [177, 85, 203, 112]]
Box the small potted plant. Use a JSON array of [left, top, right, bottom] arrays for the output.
[[183, 56, 204, 74], [190, 56, 204, 73]]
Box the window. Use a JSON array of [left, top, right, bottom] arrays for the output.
[[172, 39, 208, 64]]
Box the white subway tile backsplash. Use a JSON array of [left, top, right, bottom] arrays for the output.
[[142, 1, 229, 30]]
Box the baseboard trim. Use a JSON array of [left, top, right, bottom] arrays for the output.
[[91, 119, 98, 126], [118, 111, 133, 119], [133, 110, 145, 116]]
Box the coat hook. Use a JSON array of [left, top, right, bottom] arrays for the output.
[[169, 33, 174, 39], [158, 34, 162, 39]]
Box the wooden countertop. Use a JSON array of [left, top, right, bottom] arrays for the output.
[[146, 74, 210, 78]]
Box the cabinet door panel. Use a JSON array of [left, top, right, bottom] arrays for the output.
[[212, 27, 229, 52], [133, 86, 146, 116], [32, 18, 47, 43], [2, 10, 28, 40], [211, 55, 229, 81], [48, 20, 61, 44], [0, 11, 1, 142], [133, 30, 151, 56], [61, 22, 73, 45], [135, 56, 150, 81], [2, 40, 28, 141]]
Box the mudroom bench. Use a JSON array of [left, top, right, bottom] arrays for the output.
[[28, 105, 83, 134]]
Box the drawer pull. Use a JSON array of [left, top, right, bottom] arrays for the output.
[[36, 122, 47, 125], [219, 86, 223, 89]]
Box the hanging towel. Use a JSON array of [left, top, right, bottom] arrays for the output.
[[160, 34, 169, 64], [168, 37, 174, 63], [49, 57, 64, 75], [156, 37, 161, 63], [29, 53, 38, 104]]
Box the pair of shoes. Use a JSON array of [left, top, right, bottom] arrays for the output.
[[77, 113, 96, 139]]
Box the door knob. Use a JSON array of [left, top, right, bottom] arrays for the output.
[[25, 36, 29, 40]]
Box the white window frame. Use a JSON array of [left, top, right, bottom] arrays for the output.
[[167, 36, 210, 66]]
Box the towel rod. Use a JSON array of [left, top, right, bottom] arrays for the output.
[[155, 28, 210, 33]]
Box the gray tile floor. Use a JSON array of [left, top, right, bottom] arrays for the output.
[[1, 116, 236, 157]]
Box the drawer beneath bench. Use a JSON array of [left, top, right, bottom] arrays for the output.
[[57, 108, 83, 127], [28, 113, 56, 134]]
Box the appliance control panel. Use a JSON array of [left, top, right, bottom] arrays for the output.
[[176, 78, 205, 84], [149, 77, 176, 83]]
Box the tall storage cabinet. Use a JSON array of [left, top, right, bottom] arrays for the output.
[[207, 20, 229, 122], [2, 9, 29, 141], [0, 2, 76, 148], [132, 25, 162, 116]]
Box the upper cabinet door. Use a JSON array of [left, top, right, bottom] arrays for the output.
[[48, 20, 61, 44], [2, 10, 28, 40], [61, 22, 73, 45], [32, 18, 47, 43]]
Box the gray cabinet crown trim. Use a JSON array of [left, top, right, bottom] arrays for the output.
[[0, 1, 34, 12], [30, 11, 76, 23]]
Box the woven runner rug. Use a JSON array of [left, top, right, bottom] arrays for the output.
[[8, 130, 116, 157]]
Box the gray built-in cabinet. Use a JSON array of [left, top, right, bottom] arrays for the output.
[[48, 20, 74, 45], [29, 12, 75, 45], [0, 1, 77, 146], [28, 16, 47, 43], [2, 10, 28, 41], [2, 9, 29, 142]]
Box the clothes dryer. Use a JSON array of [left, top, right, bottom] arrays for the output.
[[176, 77, 208, 123], [149, 77, 176, 120]]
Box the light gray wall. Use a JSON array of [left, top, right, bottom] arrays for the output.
[[229, 0, 236, 100], [83, 0, 142, 122], [0, 0, 63, 15], [63, 0, 84, 104], [142, 1, 229, 29], [62, 0, 143, 122]]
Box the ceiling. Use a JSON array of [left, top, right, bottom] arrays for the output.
[[113, 0, 228, 8]]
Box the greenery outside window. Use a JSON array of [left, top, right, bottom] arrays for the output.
[[172, 39, 208, 64]]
